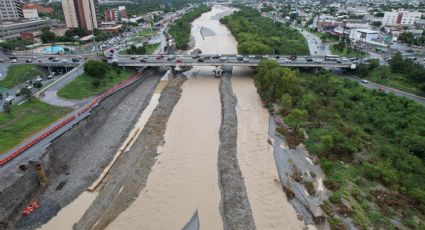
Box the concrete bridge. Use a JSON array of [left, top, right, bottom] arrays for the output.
[[114, 54, 357, 69], [32, 54, 357, 69]]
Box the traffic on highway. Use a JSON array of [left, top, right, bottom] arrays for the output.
[[110, 53, 359, 68]]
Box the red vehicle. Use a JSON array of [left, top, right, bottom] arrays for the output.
[[156, 54, 164, 60]]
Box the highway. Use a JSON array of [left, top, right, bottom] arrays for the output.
[[112, 54, 358, 68]]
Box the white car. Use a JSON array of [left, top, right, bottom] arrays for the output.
[[361, 79, 368, 84], [10, 59, 17, 63], [248, 55, 256, 59], [36, 77, 43, 82], [61, 59, 68, 63], [5, 95, 15, 103], [112, 59, 119, 63]]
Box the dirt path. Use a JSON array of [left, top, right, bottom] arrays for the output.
[[232, 73, 305, 230], [107, 77, 223, 230], [74, 76, 186, 230]]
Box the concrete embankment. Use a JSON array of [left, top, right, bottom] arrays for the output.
[[0, 69, 162, 229], [218, 74, 256, 230], [74, 76, 186, 230]]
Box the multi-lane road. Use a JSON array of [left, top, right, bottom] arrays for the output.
[[113, 54, 358, 68]]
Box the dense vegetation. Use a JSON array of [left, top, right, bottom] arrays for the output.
[[0, 100, 70, 153], [357, 52, 425, 96], [119, 44, 160, 55], [169, 4, 211, 49], [220, 7, 309, 55], [255, 60, 425, 228], [57, 61, 133, 99]]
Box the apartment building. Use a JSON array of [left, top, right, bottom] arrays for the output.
[[0, 0, 24, 22], [104, 6, 128, 21], [382, 10, 422, 26], [62, 0, 100, 31]]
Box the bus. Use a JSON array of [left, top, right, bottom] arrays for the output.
[[324, 55, 340, 61]]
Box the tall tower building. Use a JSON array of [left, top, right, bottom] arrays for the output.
[[62, 0, 99, 32], [0, 0, 24, 22]]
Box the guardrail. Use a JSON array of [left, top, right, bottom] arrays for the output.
[[0, 72, 143, 166]]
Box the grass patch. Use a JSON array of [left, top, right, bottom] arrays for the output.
[[331, 44, 367, 58], [0, 99, 71, 153], [57, 69, 134, 99], [136, 29, 156, 37], [0, 64, 42, 89], [118, 43, 160, 55], [366, 69, 425, 97]]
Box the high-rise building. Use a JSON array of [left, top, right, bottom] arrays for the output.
[[104, 6, 128, 21], [382, 10, 422, 27], [62, 0, 99, 32], [0, 0, 24, 22]]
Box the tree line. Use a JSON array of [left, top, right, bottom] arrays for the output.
[[220, 7, 309, 55], [255, 60, 425, 228], [169, 4, 211, 49]]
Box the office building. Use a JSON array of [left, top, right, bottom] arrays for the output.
[[0, 0, 24, 21], [0, 19, 55, 40], [62, 0, 100, 31]]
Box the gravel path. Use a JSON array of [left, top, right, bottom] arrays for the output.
[[218, 74, 256, 230], [74, 76, 186, 230]]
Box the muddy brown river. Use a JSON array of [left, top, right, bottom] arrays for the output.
[[40, 5, 304, 230]]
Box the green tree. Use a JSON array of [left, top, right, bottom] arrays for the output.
[[91, 79, 101, 88], [285, 108, 308, 130], [33, 82, 43, 89], [84, 60, 109, 79], [372, 21, 382, 27], [20, 87, 32, 100], [280, 94, 292, 113], [389, 52, 405, 73], [40, 28, 56, 43]]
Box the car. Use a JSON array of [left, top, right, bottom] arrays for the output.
[[0, 59, 4, 63], [236, 55, 243, 61], [167, 55, 175, 60], [142, 55, 148, 60], [336, 60, 342, 63], [61, 59, 68, 63], [288, 55, 297, 61], [48, 57, 55, 60], [15, 90, 21, 96], [275, 55, 280, 59], [197, 57, 204, 62], [52, 58, 59, 62], [112, 59, 119, 63], [26, 80, 33, 85], [176, 59, 182, 63], [130, 56, 138, 60], [9, 56, 17, 60], [25, 59, 32, 63], [26, 85, 33, 90], [220, 57, 228, 62], [10, 59, 17, 63], [248, 55, 256, 59], [211, 54, 221, 59], [72, 58, 79, 62], [243, 58, 250, 63], [262, 55, 270, 59], [408, 56, 417, 61], [47, 74, 53, 79], [5, 95, 15, 104], [342, 58, 349, 62], [36, 76, 43, 82], [314, 59, 322, 63], [192, 54, 200, 59], [361, 79, 368, 84], [140, 59, 147, 63], [156, 55, 164, 60], [305, 56, 313, 62]]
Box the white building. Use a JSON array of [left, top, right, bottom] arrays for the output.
[[382, 11, 422, 26], [22, 3, 39, 19], [349, 29, 380, 41]]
